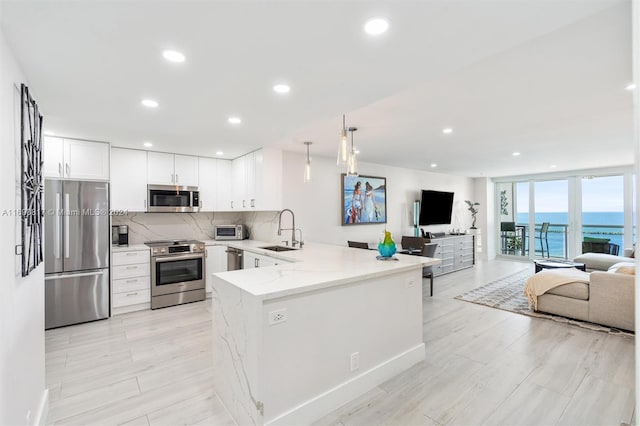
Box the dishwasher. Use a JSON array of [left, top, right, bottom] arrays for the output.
[[226, 247, 243, 271]]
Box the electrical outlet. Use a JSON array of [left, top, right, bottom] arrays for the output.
[[350, 352, 360, 371], [405, 278, 416, 288], [268, 308, 287, 325]]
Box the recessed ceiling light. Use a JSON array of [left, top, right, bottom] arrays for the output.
[[273, 84, 291, 94], [354, 149, 360, 154], [550, 164, 557, 169], [625, 83, 636, 91], [512, 152, 521, 156], [216, 151, 224, 156], [162, 50, 186, 63], [141, 99, 159, 108], [228, 116, 242, 124], [430, 163, 438, 168], [442, 128, 453, 134], [143, 142, 153, 147], [364, 18, 389, 36]]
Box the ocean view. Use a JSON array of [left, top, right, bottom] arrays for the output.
[[515, 211, 627, 257]]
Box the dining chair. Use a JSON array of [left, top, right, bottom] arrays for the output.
[[421, 243, 438, 296], [347, 241, 369, 249]]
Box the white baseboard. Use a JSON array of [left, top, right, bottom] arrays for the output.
[[33, 388, 49, 426], [265, 343, 425, 426]]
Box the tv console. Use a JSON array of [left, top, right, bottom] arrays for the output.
[[425, 234, 475, 276]]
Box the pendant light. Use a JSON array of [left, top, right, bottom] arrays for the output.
[[346, 127, 358, 176], [337, 114, 348, 165], [303, 141, 312, 182]]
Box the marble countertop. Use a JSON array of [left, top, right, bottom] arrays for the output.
[[111, 244, 150, 253], [214, 240, 441, 301]]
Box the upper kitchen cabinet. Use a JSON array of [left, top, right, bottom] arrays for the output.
[[216, 159, 232, 210], [230, 148, 282, 211], [44, 137, 110, 180], [198, 157, 217, 211], [111, 148, 147, 211], [147, 152, 199, 186]]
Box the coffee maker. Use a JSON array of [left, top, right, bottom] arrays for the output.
[[112, 225, 129, 246]]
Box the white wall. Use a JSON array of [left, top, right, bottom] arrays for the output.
[[0, 19, 47, 426], [281, 151, 476, 247]]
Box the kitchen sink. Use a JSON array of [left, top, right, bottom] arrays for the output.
[[260, 245, 297, 252]]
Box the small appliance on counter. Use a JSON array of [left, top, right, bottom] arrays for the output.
[[214, 224, 247, 240], [117, 225, 129, 246]]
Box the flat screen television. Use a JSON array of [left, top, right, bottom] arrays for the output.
[[419, 190, 454, 225]]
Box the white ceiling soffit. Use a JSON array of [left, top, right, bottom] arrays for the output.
[[0, 0, 632, 177]]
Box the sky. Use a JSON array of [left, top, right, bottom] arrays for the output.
[[515, 175, 625, 213]]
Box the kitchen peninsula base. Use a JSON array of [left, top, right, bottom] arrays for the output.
[[211, 244, 435, 425]]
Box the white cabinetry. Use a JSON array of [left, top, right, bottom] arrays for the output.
[[229, 148, 282, 211], [111, 249, 151, 314], [44, 137, 110, 180], [216, 160, 232, 210], [111, 148, 147, 211], [199, 157, 217, 211], [147, 152, 199, 186], [243, 251, 289, 269], [205, 245, 228, 295]]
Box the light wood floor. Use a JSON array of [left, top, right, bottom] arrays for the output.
[[45, 259, 635, 425]]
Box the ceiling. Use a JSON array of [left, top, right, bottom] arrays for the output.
[[0, 0, 633, 177]]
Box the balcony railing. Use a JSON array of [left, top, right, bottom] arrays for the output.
[[503, 223, 627, 259]]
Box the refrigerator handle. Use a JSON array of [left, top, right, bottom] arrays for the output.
[[64, 193, 70, 258], [55, 193, 61, 259]]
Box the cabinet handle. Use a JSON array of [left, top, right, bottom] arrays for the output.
[[176, 174, 179, 183], [126, 292, 138, 296], [251, 199, 255, 208], [65, 163, 70, 177], [58, 162, 62, 176], [231, 201, 234, 209], [243, 200, 246, 208], [126, 252, 137, 256], [126, 266, 137, 270], [126, 279, 137, 283]]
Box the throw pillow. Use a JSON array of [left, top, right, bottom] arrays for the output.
[[608, 261, 636, 273], [584, 236, 611, 244], [616, 266, 636, 275]]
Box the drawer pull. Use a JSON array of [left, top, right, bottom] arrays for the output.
[[126, 292, 138, 296], [126, 253, 138, 256], [126, 266, 138, 270], [126, 279, 137, 283]]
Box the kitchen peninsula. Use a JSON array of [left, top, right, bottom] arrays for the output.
[[211, 241, 440, 426]]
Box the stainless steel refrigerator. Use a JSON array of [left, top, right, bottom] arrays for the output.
[[45, 180, 110, 329]]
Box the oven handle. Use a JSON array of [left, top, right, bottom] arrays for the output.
[[154, 253, 204, 262]]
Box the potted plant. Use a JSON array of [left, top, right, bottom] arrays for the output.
[[464, 200, 480, 229]]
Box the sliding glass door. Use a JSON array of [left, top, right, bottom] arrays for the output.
[[533, 180, 569, 258]]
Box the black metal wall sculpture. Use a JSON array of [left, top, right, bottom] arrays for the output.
[[20, 84, 44, 277]]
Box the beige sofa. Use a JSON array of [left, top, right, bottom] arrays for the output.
[[536, 269, 635, 332]]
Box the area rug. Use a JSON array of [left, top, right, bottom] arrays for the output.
[[454, 269, 634, 336]]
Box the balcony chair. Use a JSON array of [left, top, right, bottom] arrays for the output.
[[347, 241, 369, 249], [534, 222, 550, 258], [582, 240, 620, 256], [421, 243, 438, 297], [500, 221, 517, 254]]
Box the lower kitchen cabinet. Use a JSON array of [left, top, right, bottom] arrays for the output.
[[243, 251, 290, 269], [205, 245, 228, 296], [111, 248, 151, 314]]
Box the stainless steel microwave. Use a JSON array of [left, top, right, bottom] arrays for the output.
[[147, 185, 200, 213], [214, 225, 246, 240]]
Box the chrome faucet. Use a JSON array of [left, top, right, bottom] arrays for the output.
[[277, 209, 299, 248]]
